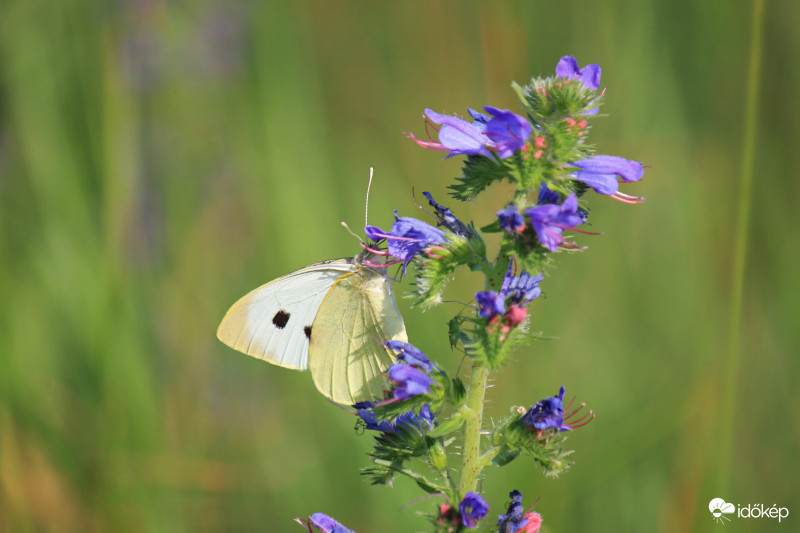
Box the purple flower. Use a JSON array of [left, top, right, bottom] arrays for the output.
[[354, 402, 435, 433], [501, 268, 543, 306], [466, 107, 491, 125], [388, 363, 435, 401], [570, 155, 645, 203], [522, 386, 594, 434], [409, 108, 493, 158], [475, 267, 542, 325], [423, 191, 474, 238], [522, 386, 568, 431], [395, 403, 435, 432], [295, 513, 354, 533], [497, 204, 526, 233], [385, 340, 437, 374], [536, 182, 561, 206], [555, 55, 602, 91], [459, 492, 489, 529], [365, 212, 446, 273], [484, 106, 533, 159], [497, 490, 527, 533], [524, 193, 584, 252], [353, 401, 397, 432], [475, 290, 505, 318]]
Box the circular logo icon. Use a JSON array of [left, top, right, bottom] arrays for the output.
[[709, 498, 735, 524]]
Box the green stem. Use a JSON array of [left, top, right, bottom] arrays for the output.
[[456, 254, 511, 498], [457, 362, 490, 498]]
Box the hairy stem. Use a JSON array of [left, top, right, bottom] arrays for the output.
[[457, 362, 490, 498], [457, 254, 511, 498]]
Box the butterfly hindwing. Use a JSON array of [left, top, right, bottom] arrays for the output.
[[216, 259, 354, 370], [309, 267, 408, 404]]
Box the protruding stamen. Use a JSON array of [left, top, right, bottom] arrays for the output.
[[611, 192, 645, 204], [565, 226, 602, 236], [360, 242, 391, 256], [365, 230, 425, 243], [564, 401, 586, 419], [407, 133, 450, 152], [567, 411, 595, 429], [423, 114, 441, 139], [364, 258, 405, 269]]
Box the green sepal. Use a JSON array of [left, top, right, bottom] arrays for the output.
[[499, 233, 551, 275], [462, 315, 539, 370], [540, 118, 594, 169], [362, 409, 443, 486], [479, 219, 502, 233], [513, 76, 604, 122], [490, 414, 573, 477], [413, 233, 489, 309]]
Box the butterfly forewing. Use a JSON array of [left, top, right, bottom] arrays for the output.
[[309, 267, 407, 404], [216, 259, 354, 369]]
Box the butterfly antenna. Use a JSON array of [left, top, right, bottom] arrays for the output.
[[365, 167, 374, 228], [340, 221, 363, 243]]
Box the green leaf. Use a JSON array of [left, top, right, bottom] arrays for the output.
[[427, 407, 469, 438], [492, 450, 521, 467], [448, 154, 514, 201], [479, 219, 502, 233]]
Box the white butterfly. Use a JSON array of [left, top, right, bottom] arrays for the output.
[[216, 252, 407, 405]]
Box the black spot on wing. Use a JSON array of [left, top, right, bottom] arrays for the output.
[[272, 310, 290, 329], [303, 326, 312, 340]]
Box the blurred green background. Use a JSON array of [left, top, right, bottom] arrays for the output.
[[1, 0, 798, 531]]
